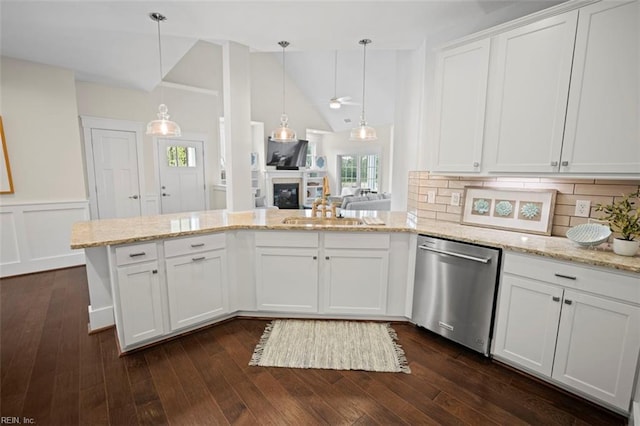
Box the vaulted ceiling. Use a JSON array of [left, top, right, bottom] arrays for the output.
[[0, 1, 564, 131]]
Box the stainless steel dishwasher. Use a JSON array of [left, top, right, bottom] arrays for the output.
[[412, 235, 501, 356]]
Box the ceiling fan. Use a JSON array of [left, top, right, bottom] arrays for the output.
[[329, 51, 359, 109]]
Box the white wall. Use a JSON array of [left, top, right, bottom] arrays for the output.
[[318, 125, 393, 197], [250, 52, 332, 146], [0, 57, 86, 202], [390, 45, 426, 210], [0, 57, 88, 276]]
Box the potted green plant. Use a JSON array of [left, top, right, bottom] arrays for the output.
[[596, 189, 640, 256]]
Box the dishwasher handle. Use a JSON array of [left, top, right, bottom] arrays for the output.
[[418, 245, 492, 264]]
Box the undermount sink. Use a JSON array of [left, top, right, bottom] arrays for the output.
[[281, 217, 364, 226]]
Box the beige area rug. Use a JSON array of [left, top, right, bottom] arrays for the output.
[[249, 319, 411, 374]]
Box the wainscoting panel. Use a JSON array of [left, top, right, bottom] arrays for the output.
[[0, 201, 89, 277], [145, 194, 159, 216], [0, 211, 20, 265]]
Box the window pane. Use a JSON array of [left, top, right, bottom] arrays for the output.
[[166, 146, 196, 167]]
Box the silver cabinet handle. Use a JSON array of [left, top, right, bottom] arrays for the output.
[[129, 252, 146, 257], [561, 161, 569, 166], [552, 296, 560, 302], [325, 256, 330, 260], [473, 162, 480, 167], [418, 245, 491, 264], [564, 299, 573, 305], [129, 195, 139, 199], [554, 273, 576, 280], [190, 243, 205, 248], [550, 161, 558, 166], [192, 256, 206, 262]]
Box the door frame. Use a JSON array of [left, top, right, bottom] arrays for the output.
[[80, 116, 147, 219], [152, 132, 210, 212]]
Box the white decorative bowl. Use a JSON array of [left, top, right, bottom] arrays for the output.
[[566, 223, 612, 247]]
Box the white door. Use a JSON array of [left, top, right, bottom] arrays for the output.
[[561, 0, 639, 174], [432, 38, 490, 173], [255, 247, 319, 313], [158, 138, 206, 214], [165, 249, 228, 331], [115, 261, 164, 346], [484, 10, 578, 173], [91, 129, 142, 219], [492, 275, 563, 376], [552, 290, 640, 410], [322, 248, 388, 315]]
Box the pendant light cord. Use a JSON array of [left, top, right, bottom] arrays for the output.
[[359, 39, 371, 122], [282, 43, 286, 116]]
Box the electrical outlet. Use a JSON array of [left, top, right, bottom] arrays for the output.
[[451, 192, 461, 206], [575, 200, 591, 217], [427, 191, 436, 204]]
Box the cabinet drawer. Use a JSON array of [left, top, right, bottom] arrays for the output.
[[504, 251, 640, 304], [164, 233, 225, 258], [324, 232, 390, 249], [255, 231, 318, 248], [114, 243, 158, 266]]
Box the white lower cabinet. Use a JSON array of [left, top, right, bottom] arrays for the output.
[[254, 231, 391, 316], [113, 242, 165, 347], [165, 249, 227, 331], [323, 248, 389, 315], [493, 252, 640, 412], [255, 247, 319, 312]]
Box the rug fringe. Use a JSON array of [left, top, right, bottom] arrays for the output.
[[248, 320, 275, 366], [386, 323, 412, 374]]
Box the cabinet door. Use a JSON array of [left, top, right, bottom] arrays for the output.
[[492, 275, 563, 376], [561, 0, 639, 174], [432, 39, 490, 173], [116, 262, 164, 346], [255, 247, 319, 312], [552, 290, 640, 410], [484, 11, 578, 173], [323, 249, 389, 315], [165, 249, 228, 332]]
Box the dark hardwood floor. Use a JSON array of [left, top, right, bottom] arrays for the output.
[[1, 266, 627, 425]]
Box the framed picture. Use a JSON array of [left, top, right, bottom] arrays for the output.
[[0, 116, 14, 194], [314, 156, 326, 170], [461, 187, 557, 235]]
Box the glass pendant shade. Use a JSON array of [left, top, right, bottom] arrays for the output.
[[329, 98, 341, 109], [270, 114, 297, 142], [350, 119, 377, 141], [146, 12, 181, 138], [350, 39, 377, 141], [146, 103, 181, 136], [271, 41, 298, 142]]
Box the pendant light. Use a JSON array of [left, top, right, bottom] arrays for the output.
[[146, 12, 181, 137], [350, 39, 377, 141], [270, 41, 297, 142]]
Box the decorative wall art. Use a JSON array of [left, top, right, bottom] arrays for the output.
[[461, 187, 557, 235], [0, 116, 14, 194]]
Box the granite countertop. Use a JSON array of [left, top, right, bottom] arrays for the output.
[[70, 209, 640, 274]]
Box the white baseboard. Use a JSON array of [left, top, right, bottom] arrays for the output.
[[0, 200, 89, 277], [88, 304, 115, 331]]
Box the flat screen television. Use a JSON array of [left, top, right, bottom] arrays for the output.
[[265, 137, 308, 168]]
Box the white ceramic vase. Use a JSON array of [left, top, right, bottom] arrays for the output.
[[612, 238, 639, 257]]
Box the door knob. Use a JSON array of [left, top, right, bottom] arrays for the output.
[[129, 195, 139, 199], [162, 193, 171, 197], [473, 162, 480, 167]]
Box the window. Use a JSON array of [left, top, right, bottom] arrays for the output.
[[305, 141, 317, 168], [166, 146, 196, 167], [338, 154, 379, 192]]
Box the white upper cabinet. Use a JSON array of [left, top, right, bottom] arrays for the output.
[[432, 39, 490, 173], [561, 0, 639, 174], [484, 10, 578, 173]]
